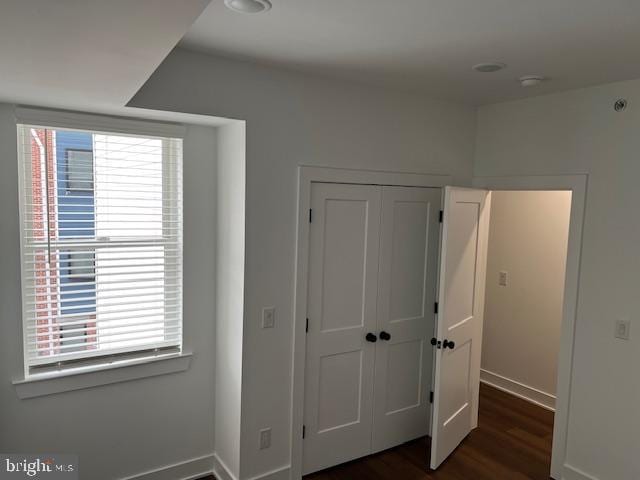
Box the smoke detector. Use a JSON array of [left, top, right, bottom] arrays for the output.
[[519, 75, 545, 87], [472, 62, 507, 73], [224, 0, 272, 14]]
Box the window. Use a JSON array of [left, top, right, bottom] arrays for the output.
[[65, 149, 94, 191], [66, 251, 95, 281], [18, 124, 183, 374]]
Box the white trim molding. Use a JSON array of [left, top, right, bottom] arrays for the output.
[[296, 165, 452, 188], [15, 106, 186, 139], [480, 369, 556, 411], [562, 464, 601, 480], [213, 456, 290, 480], [13, 352, 192, 399], [213, 453, 237, 480], [473, 174, 588, 480], [246, 465, 291, 480], [290, 165, 453, 480], [121, 453, 214, 480]]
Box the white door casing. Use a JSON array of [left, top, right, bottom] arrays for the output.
[[302, 183, 382, 475], [430, 187, 491, 469], [371, 186, 441, 452]]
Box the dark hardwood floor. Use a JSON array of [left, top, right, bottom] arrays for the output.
[[205, 383, 554, 480], [305, 383, 554, 480]]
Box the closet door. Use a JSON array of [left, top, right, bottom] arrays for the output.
[[372, 186, 442, 452], [303, 183, 382, 475]]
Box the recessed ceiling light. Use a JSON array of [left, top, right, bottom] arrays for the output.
[[224, 0, 272, 14], [472, 62, 507, 73], [519, 75, 545, 87]]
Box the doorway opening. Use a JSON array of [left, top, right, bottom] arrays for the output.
[[478, 189, 571, 477]]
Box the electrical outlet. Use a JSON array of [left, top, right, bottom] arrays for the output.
[[615, 318, 631, 340], [499, 271, 508, 287], [259, 428, 272, 450], [262, 307, 276, 329]]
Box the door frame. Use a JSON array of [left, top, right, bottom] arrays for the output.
[[291, 166, 452, 480], [472, 174, 588, 480]]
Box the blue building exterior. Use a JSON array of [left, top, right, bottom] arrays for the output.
[[56, 131, 96, 348]]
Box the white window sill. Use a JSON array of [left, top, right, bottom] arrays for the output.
[[12, 351, 192, 399]]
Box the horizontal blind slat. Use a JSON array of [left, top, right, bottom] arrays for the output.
[[29, 333, 182, 357], [23, 276, 177, 290], [27, 258, 177, 275], [24, 240, 179, 248], [27, 341, 182, 367], [23, 212, 180, 217], [23, 283, 181, 298], [28, 294, 181, 314], [24, 254, 180, 265], [28, 319, 181, 337], [26, 310, 181, 330], [27, 325, 182, 348], [26, 304, 181, 323]]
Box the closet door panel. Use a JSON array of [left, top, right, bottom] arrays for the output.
[[303, 182, 382, 475], [372, 186, 442, 453]]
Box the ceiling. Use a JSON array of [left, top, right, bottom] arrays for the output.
[[0, 0, 210, 109], [181, 0, 640, 105]]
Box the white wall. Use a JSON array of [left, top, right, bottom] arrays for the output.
[[130, 48, 477, 479], [481, 190, 571, 410], [215, 121, 246, 479], [475, 79, 640, 480], [0, 105, 218, 480]]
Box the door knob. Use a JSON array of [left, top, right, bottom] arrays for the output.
[[365, 333, 378, 343], [379, 331, 391, 341], [430, 337, 442, 349], [443, 339, 455, 349]]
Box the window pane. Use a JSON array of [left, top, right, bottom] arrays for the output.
[[66, 149, 94, 191], [19, 125, 182, 370]]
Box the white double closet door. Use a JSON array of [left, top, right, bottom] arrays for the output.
[[303, 182, 442, 475]]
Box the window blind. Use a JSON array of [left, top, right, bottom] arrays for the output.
[[18, 124, 183, 372]]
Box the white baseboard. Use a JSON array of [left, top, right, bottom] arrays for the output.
[[480, 369, 556, 411], [212, 457, 289, 480], [122, 453, 214, 480], [246, 466, 290, 480], [562, 464, 600, 480], [213, 453, 238, 480]]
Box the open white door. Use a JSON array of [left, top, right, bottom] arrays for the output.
[[430, 187, 491, 469]]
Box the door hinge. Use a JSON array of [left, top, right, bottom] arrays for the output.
[[439, 210, 443, 223], [309, 209, 313, 223], [434, 302, 439, 314], [430, 391, 434, 404], [302, 425, 306, 439], [305, 318, 309, 333]]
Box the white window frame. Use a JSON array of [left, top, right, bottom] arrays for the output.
[[13, 108, 191, 397]]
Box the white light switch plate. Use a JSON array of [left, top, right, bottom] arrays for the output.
[[499, 271, 508, 287], [259, 428, 271, 449], [262, 307, 276, 329], [615, 318, 630, 340]]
